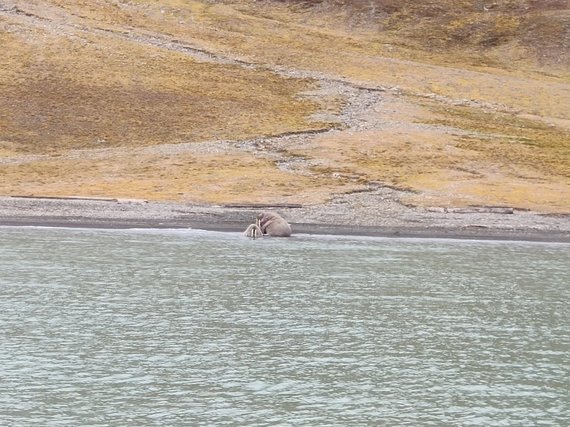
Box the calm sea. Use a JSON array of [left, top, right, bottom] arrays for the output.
[[0, 227, 568, 426]]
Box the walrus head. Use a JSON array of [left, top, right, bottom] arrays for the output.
[[256, 211, 292, 237]]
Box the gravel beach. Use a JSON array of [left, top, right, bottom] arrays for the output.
[[2, 195, 569, 242]]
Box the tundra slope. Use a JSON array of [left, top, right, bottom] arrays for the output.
[[1, 0, 569, 220]]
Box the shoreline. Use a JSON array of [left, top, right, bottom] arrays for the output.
[[2, 218, 570, 243], [1, 196, 569, 243]]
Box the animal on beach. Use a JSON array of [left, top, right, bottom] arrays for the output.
[[243, 217, 263, 239], [243, 211, 292, 238]]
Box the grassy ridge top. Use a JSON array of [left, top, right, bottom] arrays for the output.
[[0, 0, 569, 211], [273, 0, 569, 68]]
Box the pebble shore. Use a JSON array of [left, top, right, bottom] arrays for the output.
[[1, 195, 569, 243]]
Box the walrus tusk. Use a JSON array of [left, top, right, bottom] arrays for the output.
[[243, 221, 263, 239]]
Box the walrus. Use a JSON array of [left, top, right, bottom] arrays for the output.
[[257, 211, 292, 237], [243, 218, 263, 239]]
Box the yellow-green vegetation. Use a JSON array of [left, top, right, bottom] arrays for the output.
[[0, 149, 345, 204], [0, 24, 321, 153], [429, 104, 570, 178], [0, 0, 569, 211], [274, 0, 569, 71]]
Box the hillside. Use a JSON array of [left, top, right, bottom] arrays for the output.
[[1, 0, 569, 212]]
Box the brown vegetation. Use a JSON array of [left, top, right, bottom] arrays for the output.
[[0, 0, 569, 212], [273, 0, 570, 67]]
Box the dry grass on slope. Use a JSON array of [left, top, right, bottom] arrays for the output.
[[0, 0, 338, 203], [0, 5, 323, 154], [281, 95, 570, 213], [0, 149, 346, 204], [1, 0, 569, 211], [186, 0, 570, 122], [272, 0, 570, 70]]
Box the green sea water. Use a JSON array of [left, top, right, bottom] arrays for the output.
[[0, 227, 568, 426]]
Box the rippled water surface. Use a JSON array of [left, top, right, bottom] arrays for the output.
[[0, 227, 568, 426]]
